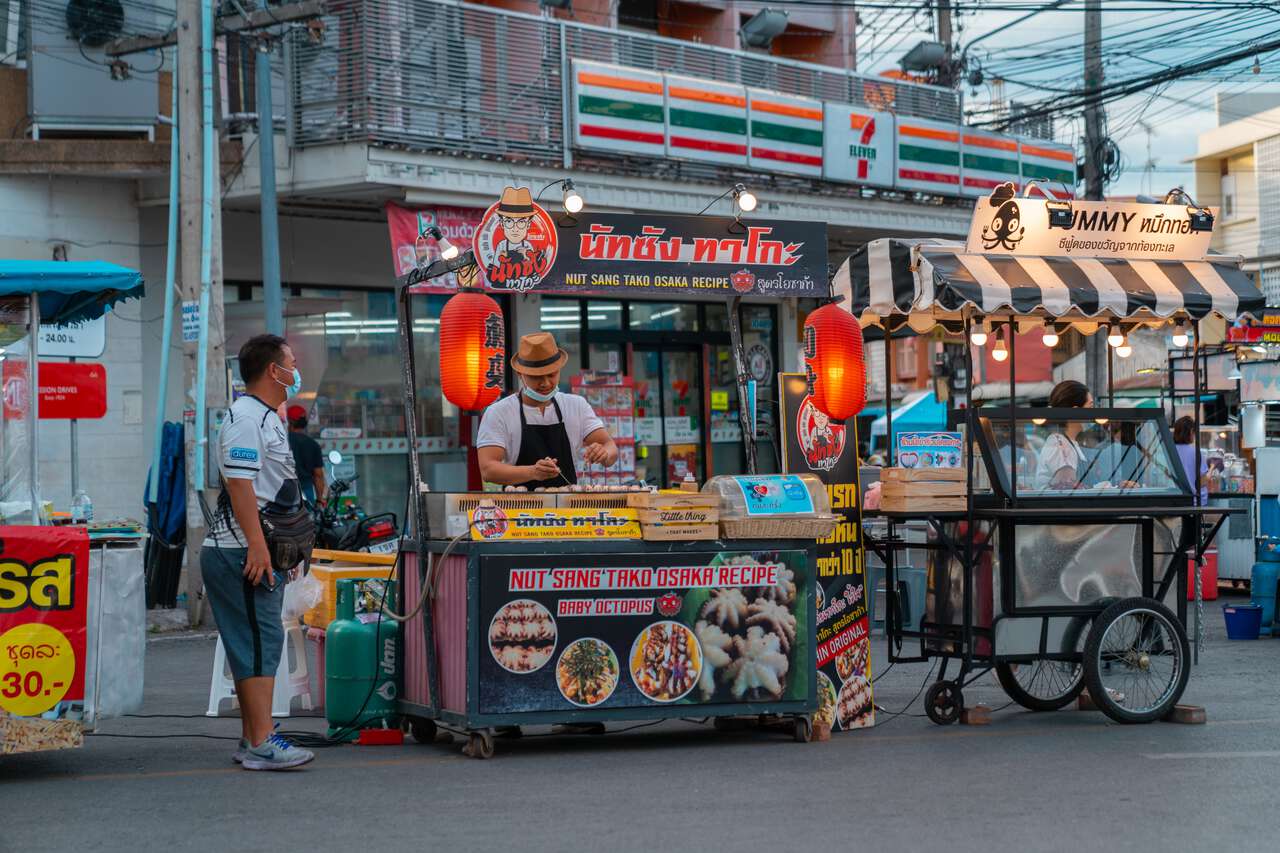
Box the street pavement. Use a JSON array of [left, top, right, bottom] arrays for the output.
[[3, 589, 1277, 853]]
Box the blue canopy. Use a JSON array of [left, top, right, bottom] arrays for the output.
[[869, 391, 948, 449], [0, 260, 144, 326]]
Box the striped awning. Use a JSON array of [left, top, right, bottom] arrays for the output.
[[833, 239, 1263, 330]]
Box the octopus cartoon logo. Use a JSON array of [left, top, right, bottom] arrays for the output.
[[730, 269, 756, 294], [656, 592, 683, 617], [472, 504, 509, 540], [473, 186, 558, 293], [796, 395, 846, 472], [980, 183, 1025, 251]]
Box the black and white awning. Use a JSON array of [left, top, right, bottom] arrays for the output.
[[833, 239, 1263, 329]]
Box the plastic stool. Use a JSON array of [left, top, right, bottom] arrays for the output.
[[206, 621, 314, 717], [306, 627, 327, 711]]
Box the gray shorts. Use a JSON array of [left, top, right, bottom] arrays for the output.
[[201, 546, 285, 681]]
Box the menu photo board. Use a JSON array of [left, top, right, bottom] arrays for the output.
[[778, 373, 875, 733]]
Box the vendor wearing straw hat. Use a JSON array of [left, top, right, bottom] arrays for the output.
[[476, 331, 618, 488]]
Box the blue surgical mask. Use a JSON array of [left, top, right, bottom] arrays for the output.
[[522, 382, 556, 403], [275, 364, 302, 397]]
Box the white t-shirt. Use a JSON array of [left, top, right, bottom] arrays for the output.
[[204, 395, 302, 547], [1034, 432, 1085, 490], [475, 391, 605, 468]]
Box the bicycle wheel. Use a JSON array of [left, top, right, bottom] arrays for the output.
[[995, 660, 1085, 712], [1083, 597, 1190, 724]]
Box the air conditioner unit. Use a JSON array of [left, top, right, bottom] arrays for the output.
[[26, 0, 159, 138]]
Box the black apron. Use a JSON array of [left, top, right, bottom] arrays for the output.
[[514, 396, 578, 490]]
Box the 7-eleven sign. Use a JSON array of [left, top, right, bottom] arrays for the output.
[[822, 106, 894, 188]]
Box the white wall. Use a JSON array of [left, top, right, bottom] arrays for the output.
[[0, 176, 147, 522]]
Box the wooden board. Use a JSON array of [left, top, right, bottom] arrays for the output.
[[641, 523, 719, 541], [636, 507, 720, 525], [879, 495, 968, 513], [880, 480, 968, 498], [626, 491, 720, 509], [880, 467, 966, 483]]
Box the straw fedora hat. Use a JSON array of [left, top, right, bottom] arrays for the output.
[[511, 331, 568, 376], [496, 186, 537, 219]]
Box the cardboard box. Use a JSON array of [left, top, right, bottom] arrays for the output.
[[880, 480, 968, 498], [636, 506, 720, 525], [626, 491, 720, 509], [880, 467, 966, 483], [879, 496, 968, 513], [641, 522, 719, 541]]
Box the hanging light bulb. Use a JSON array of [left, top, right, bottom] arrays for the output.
[[992, 328, 1009, 362], [732, 183, 758, 213], [1041, 319, 1059, 348], [427, 226, 459, 261], [970, 318, 989, 347], [562, 179, 584, 215], [1032, 418, 1046, 426], [1172, 320, 1189, 348], [1116, 333, 1132, 358], [1107, 323, 1124, 347]]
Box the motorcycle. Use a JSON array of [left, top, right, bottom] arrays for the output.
[[312, 451, 399, 554]]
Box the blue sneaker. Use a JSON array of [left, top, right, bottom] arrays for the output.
[[232, 737, 249, 764], [241, 733, 315, 771]]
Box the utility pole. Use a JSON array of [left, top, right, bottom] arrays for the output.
[[257, 41, 283, 336], [178, 0, 228, 626], [936, 0, 954, 87], [1082, 0, 1107, 402]]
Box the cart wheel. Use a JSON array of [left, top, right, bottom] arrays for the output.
[[467, 731, 495, 759], [408, 719, 438, 744], [996, 660, 1085, 712], [1083, 596, 1190, 725], [792, 716, 813, 743], [924, 681, 963, 726]]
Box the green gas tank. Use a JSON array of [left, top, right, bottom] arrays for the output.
[[325, 579, 399, 738]]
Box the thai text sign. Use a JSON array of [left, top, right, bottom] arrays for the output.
[[546, 212, 829, 298], [966, 186, 1215, 260], [469, 507, 642, 541], [0, 526, 90, 718]]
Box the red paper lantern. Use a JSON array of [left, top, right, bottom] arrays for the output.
[[803, 302, 866, 424], [439, 290, 505, 413]]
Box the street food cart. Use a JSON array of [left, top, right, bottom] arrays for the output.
[[382, 189, 858, 757], [834, 185, 1262, 725], [0, 260, 148, 755]]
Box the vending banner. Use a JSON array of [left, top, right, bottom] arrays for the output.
[[0, 526, 90, 719], [477, 549, 815, 715], [385, 202, 484, 291], [779, 373, 875, 731]]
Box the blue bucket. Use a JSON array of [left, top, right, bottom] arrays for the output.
[[1224, 604, 1264, 640]]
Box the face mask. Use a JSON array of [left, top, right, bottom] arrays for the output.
[[275, 364, 302, 397], [522, 381, 556, 403]]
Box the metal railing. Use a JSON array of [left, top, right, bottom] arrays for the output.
[[287, 0, 962, 164]]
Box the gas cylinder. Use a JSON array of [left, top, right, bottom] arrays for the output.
[[1250, 561, 1280, 637], [325, 579, 400, 738]]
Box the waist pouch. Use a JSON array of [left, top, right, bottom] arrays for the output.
[[259, 506, 316, 573]]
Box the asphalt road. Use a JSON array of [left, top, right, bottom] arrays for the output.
[[4, 590, 1276, 853]]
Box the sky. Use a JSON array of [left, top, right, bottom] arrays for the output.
[[854, 1, 1280, 197]]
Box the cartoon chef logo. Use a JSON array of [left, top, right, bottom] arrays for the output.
[[730, 269, 756, 294], [473, 187, 558, 292], [472, 503, 509, 540], [796, 395, 846, 472], [980, 182, 1025, 251]]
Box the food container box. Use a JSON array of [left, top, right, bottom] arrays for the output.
[[879, 467, 966, 482], [641, 522, 719, 541], [625, 490, 720, 509], [720, 515, 840, 539], [636, 506, 720, 525], [879, 480, 967, 499], [702, 474, 831, 520], [303, 563, 396, 629]]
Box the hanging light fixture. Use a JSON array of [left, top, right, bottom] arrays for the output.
[[425, 226, 459, 261], [1107, 323, 1124, 347], [438, 289, 506, 414], [970, 317, 989, 347], [992, 326, 1009, 362], [733, 183, 758, 214], [1032, 418, 1046, 426], [1172, 319, 1189, 348], [562, 179, 585, 215], [1041, 319, 1059, 348], [802, 302, 866, 423], [1116, 333, 1132, 358]]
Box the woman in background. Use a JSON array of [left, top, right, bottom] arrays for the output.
[[1173, 415, 1209, 502], [1034, 380, 1092, 490]]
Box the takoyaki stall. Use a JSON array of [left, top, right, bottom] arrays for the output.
[[384, 188, 863, 757]]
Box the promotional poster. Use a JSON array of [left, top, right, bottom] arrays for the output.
[[0, 526, 90, 720], [477, 549, 815, 716], [779, 373, 874, 731]]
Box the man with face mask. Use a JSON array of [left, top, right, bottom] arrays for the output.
[[476, 331, 618, 488]]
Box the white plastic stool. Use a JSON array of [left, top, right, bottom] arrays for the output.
[[206, 621, 314, 718]]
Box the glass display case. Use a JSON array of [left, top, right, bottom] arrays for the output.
[[974, 409, 1192, 505]]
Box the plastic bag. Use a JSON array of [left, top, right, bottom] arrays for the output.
[[283, 572, 324, 622]]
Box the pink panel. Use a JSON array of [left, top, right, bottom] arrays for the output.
[[401, 551, 469, 715]]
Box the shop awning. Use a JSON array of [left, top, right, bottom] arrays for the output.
[[870, 390, 947, 444], [833, 239, 1263, 331], [0, 260, 145, 326]]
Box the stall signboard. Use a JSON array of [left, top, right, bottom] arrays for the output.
[[895, 431, 963, 469], [385, 202, 484, 291], [469, 507, 641, 541], [965, 184, 1216, 260], [1228, 323, 1280, 344], [779, 374, 874, 731], [2, 360, 107, 420], [546, 212, 828, 298], [735, 475, 816, 515], [38, 315, 105, 358], [0, 526, 90, 720], [477, 549, 820, 716]]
